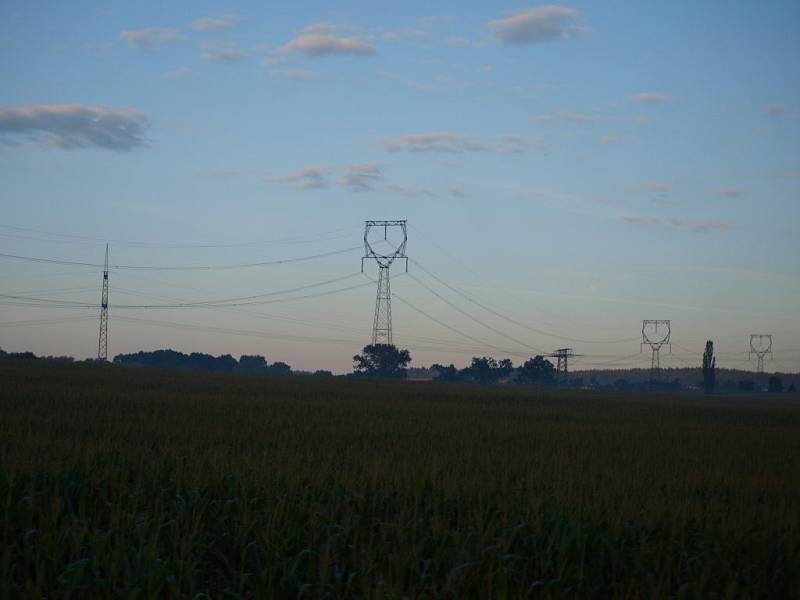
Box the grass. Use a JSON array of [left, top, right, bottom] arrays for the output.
[[1, 361, 799, 598]]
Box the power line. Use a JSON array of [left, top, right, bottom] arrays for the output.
[[390, 291, 528, 357], [0, 316, 96, 327], [409, 257, 641, 345], [407, 272, 546, 354], [0, 245, 361, 271], [0, 223, 361, 249], [0, 276, 374, 310]]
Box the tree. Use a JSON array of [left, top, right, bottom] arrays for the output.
[[515, 356, 556, 386], [266, 361, 292, 375], [461, 357, 513, 384], [352, 344, 411, 379], [238, 355, 267, 373], [702, 340, 716, 394], [738, 380, 755, 392], [431, 363, 460, 383], [768, 376, 783, 393]]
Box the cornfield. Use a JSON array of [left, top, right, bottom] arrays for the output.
[[1, 362, 798, 597]]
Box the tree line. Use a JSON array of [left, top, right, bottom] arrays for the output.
[[1, 344, 795, 392]]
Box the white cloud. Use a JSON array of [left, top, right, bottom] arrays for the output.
[[622, 216, 730, 232], [563, 112, 594, 124], [708, 187, 746, 198], [496, 134, 546, 155], [489, 6, 587, 44], [270, 68, 318, 80], [191, 15, 239, 32], [267, 167, 331, 190], [341, 163, 383, 192], [448, 185, 466, 198], [646, 181, 671, 193], [633, 92, 670, 103], [765, 103, 785, 117], [280, 33, 375, 57], [201, 48, 247, 63], [0, 104, 149, 151], [120, 27, 184, 49], [386, 184, 438, 198], [162, 67, 192, 80], [382, 132, 485, 153]]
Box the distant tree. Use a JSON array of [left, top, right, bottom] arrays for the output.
[[738, 380, 755, 392], [238, 355, 267, 373], [768, 376, 783, 393], [313, 370, 334, 378], [614, 378, 630, 391], [461, 357, 513, 384], [431, 363, 460, 383], [515, 356, 556, 386], [266, 361, 292, 376], [352, 344, 411, 379], [113, 349, 292, 375], [788, 383, 796, 393], [702, 340, 716, 394]]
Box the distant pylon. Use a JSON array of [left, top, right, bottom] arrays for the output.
[[97, 244, 109, 361], [373, 266, 392, 344], [641, 320, 671, 382], [749, 334, 772, 373], [547, 348, 581, 386], [362, 220, 407, 345]]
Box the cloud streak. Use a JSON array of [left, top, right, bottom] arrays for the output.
[[341, 163, 383, 192], [191, 15, 239, 32], [489, 6, 587, 44], [280, 33, 375, 57], [267, 167, 331, 190], [622, 216, 730, 232], [120, 27, 184, 48], [0, 104, 149, 151], [268, 163, 445, 198], [708, 187, 746, 198], [633, 92, 670, 103], [201, 48, 248, 63], [382, 132, 485, 153]]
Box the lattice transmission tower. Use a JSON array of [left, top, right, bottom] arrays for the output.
[[749, 334, 773, 373], [361, 220, 407, 345], [97, 243, 109, 361], [548, 348, 581, 386], [641, 320, 671, 381]]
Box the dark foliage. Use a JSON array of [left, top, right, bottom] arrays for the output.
[[768, 376, 783, 393], [461, 356, 514, 384], [431, 363, 461, 383], [352, 344, 411, 379], [516, 355, 556, 386], [113, 349, 292, 375]]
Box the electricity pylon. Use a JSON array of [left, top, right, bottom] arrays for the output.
[[548, 348, 581, 386], [97, 243, 109, 361], [641, 320, 671, 381], [749, 334, 773, 373], [362, 220, 407, 345]]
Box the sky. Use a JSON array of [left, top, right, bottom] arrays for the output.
[[1, 1, 799, 374]]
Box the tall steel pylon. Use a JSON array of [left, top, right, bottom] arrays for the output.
[[97, 244, 109, 361], [362, 220, 407, 345], [547, 348, 581, 386], [641, 320, 671, 381], [749, 334, 772, 373]]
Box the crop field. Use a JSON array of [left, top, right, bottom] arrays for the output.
[[1, 361, 799, 598]]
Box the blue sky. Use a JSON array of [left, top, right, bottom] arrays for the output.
[[1, 1, 799, 373]]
